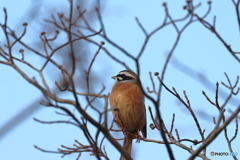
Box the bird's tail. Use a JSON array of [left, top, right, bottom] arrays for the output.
[[120, 134, 133, 160]]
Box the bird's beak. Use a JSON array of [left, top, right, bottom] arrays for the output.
[[111, 75, 117, 80]]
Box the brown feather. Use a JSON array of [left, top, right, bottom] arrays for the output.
[[110, 81, 146, 160]]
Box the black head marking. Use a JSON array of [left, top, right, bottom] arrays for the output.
[[112, 70, 139, 83], [117, 73, 134, 81]]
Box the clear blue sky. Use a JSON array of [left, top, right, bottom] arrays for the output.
[[0, 0, 239, 160]]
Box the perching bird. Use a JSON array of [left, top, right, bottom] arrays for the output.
[[109, 70, 147, 160]]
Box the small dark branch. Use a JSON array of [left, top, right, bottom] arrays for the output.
[[215, 82, 220, 110], [221, 91, 233, 110], [102, 145, 110, 160], [237, 0, 240, 34], [175, 129, 180, 141], [197, 1, 212, 20], [147, 87, 157, 94], [33, 118, 79, 127], [224, 72, 233, 87], [148, 106, 159, 131], [221, 82, 232, 89], [171, 88, 189, 110], [170, 113, 175, 134], [232, 75, 240, 95], [99, 136, 106, 157], [156, 75, 176, 96], [39, 71, 50, 92], [34, 145, 62, 154], [44, 30, 59, 41], [231, 0, 240, 34], [214, 109, 226, 130], [220, 73, 239, 108], [147, 72, 158, 95], [165, 5, 180, 33], [202, 91, 216, 106], [95, 3, 106, 36], [220, 106, 238, 160], [186, 0, 194, 12], [102, 93, 109, 129], [10, 23, 27, 48], [135, 17, 148, 36], [2, 8, 13, 63], [172, 87, 179, 96], [161, 119, 168, 134], [222, 73, 240, 95], [202, 129, 205, 136], [149, 72, 156, 91], [0, 47, 9, 61], [179, 139, 202, 145], [213, 16, 216, 28], [58, 13, 67, 31], [230, 117, 238, 142], [55, 110, 69, 116], [183, 90, 191, 107], [213, 117, 216, 124], [40, 32, 50, 56], [143, 138, 175, 144], [41, 33, 53, 54], [76, 153, 81, 160]]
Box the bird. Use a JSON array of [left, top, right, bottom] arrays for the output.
[[109, 70, 147, 160]]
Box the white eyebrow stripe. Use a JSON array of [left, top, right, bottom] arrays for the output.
[[118, 71, 135, 78]]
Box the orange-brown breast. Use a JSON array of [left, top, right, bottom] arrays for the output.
[[109, 82, 146, 134]]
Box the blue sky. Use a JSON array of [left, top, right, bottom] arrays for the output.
[[0, 0, 239, 160]]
